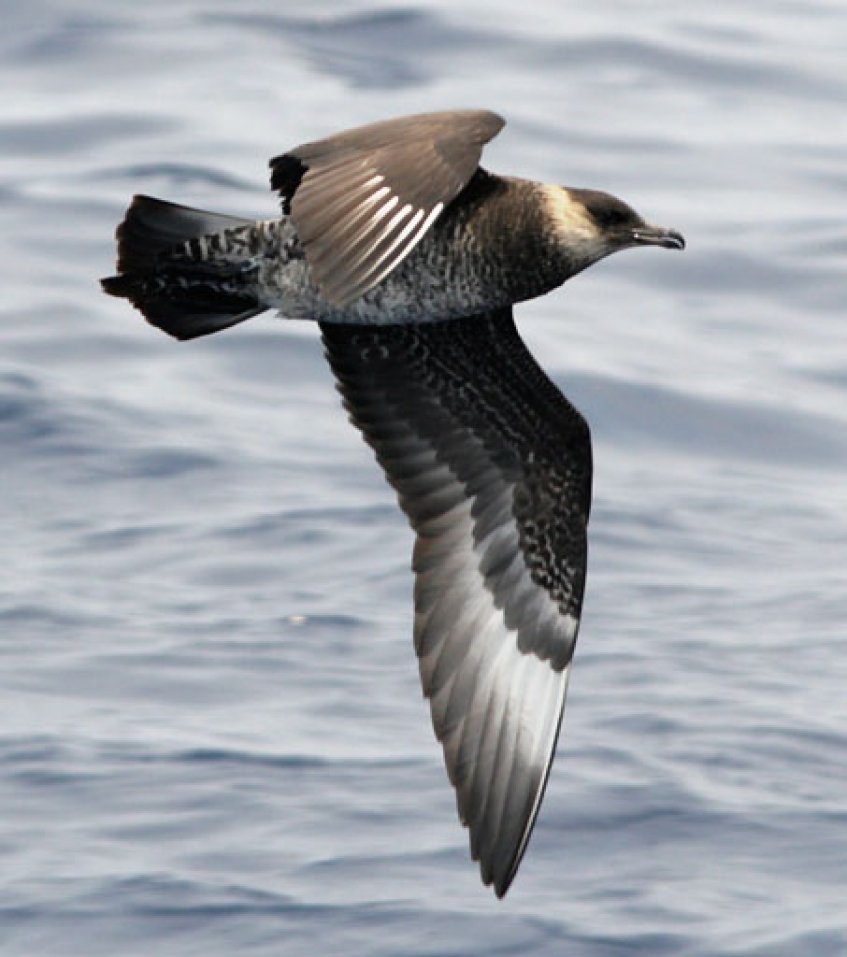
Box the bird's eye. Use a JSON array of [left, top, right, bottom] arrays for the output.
[[591, 205, 631, 229]]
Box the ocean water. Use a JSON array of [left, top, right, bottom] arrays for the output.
[[2, 1, 846, 954]]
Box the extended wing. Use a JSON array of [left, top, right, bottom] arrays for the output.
[[321, 308, 592, 895]]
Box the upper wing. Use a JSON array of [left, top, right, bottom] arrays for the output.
[[320, 308, 592, 896], [270, 109, 504, 306]]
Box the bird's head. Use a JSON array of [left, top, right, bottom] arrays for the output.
[[542, 185, 685, 274]]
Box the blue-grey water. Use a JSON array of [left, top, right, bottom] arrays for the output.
[[2, 1, 846, 955]]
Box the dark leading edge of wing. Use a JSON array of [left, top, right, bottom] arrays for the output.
[[321, 309, 592, 896], [270, 109, 505, 307]]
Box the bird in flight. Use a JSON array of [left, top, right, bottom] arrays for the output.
[[102, 109, 685, 897]]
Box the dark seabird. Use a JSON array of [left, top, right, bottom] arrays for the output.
[[102, 109, 684, 897]]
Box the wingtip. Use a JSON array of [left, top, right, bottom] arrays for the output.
[[483, 845, 521, 899], [492, 874, 514, 899], [478, 856, 516, 899], [472, 825, 521, 899]]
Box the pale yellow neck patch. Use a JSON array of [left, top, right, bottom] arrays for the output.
[[539, 185, 610, 264]]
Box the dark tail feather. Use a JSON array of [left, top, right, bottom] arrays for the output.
[[101, 195, 269, 341], [101, 270, 266, 341], [114, 194, 257, 273]]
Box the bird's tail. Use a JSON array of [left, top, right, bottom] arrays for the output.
[[100, 195, 270, 340]]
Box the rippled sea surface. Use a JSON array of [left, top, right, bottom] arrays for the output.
[[2, 1, 846, 954]]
